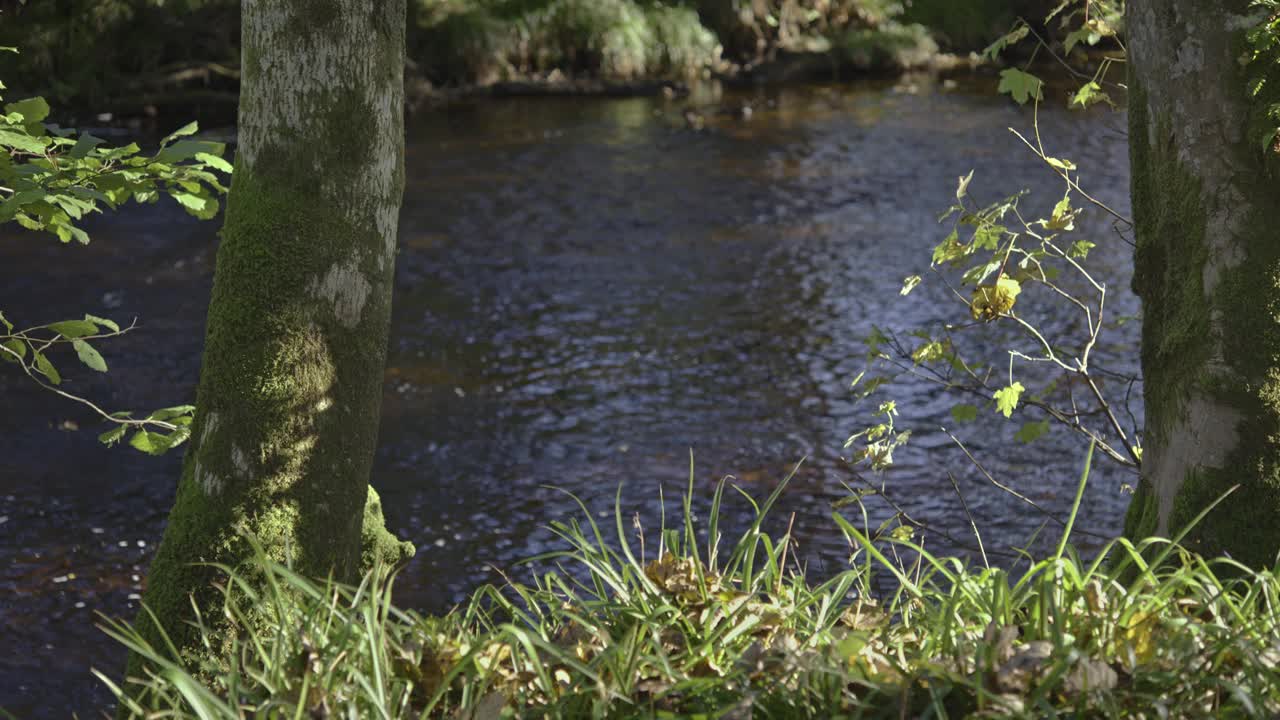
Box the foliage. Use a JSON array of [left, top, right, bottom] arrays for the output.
[[413, 0, 722, 83], [0, 55, 231, 453], [899, 0, 1018, 51], [695, 0, 904, 61], [0, 0, 240, 108], [1245, 0, 1280, 155], [844, 0, 1142, 499], [103, 458, 1280, 718]]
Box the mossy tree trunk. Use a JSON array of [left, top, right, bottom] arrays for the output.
[[1125, 0, 1280, 566], [130, 0, 414, 677]]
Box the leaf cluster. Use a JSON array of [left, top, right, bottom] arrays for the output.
[[1, 56, 229, 454], [0, 89, 231, 244], [1245, 0, 1280, 155]]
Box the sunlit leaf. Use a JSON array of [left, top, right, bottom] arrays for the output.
[[970, 277, 1021, 321], [1071, 81, 1112, 108], [129, 430, 170, 455], [900, 275, 922, 296], [161, 121, 199, 147], [994, 382, 1025, 418], [99, 425, 128, 446], [85, 314, 121, 333], [146, 405, 196, 422], [931, 230, 968, 266], [1068, 239, 1096, 258], [911, 340, 949, 365]]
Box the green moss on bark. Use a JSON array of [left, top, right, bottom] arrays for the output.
[[1128, 31, 1280, 566], [1128, 82, 1213, 444], [1167, 209, 1280, 567]]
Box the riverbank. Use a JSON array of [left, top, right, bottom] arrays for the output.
[[0, 0, 1028, 124]]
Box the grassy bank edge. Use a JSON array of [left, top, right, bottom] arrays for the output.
[[101, 448, 1280, 718]]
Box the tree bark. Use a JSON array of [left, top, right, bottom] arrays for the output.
[[131, 0, 413, 674], [1125, 0, 1280, 566]]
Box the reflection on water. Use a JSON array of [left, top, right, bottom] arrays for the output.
[[0, 73, 1137, 714]]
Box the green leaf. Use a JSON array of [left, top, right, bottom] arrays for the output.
[[994, 382, 1026, 418], [4, 96, 50, 124], [171, 192, 209, 213], [900, 275, 921, 296], [49, 319, 98, 338], [33, 350, 60, 384], [955, 170, 973, 200], [161, 121, 199, 147], [911, 340, 949, 365], [1, 338, 26, 362], [1070, 81, 1111, 109], [982, 23, 1030, 60], [72, 338, 107, 372], [85, 314, 120, 333], [950, 404, 979, 423], [1015, 419, 1051, 443], [1044, 194, 1077, 231], [155, 139, 223, 164], [129, 431, 169, 455], [69, 132, 105, 159], [931, 229, 968, 266], [146, 405, 195, 422], [961, 260, 1001, 286], [0, 128, 47, 154], [1068, 239, 1096, 258], [971, 223, 1005, 251], [194, 151, 233, 173], [997, 68, 1044, 105], [99, 424, 128, 446], [1063, 27, 1097, 54]]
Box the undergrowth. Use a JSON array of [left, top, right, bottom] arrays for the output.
[[104, 448, 1280, 719]]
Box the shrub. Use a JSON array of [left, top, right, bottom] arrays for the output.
[[412, 0, 721, 84]]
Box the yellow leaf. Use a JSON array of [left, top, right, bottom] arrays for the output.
[[970, 276, 1021, 321]]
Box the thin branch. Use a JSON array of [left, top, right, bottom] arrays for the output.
[[946, 430, 1113, 541]]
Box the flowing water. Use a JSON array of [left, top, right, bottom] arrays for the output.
[[0, 73, 1138, 716]]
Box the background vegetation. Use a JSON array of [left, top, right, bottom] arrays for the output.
[[0, 0, 1063, 115]]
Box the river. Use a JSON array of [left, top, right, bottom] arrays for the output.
[[0, 73, 1138, 716]]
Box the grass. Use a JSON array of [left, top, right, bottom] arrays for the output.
[[104, 447, 1280, 718]]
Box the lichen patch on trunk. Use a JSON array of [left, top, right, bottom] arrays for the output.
[[311, 255, 372, 329]]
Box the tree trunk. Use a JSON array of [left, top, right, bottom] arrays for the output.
[[131, 0, 413, 672], [1125, 0, 1280, 566]]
